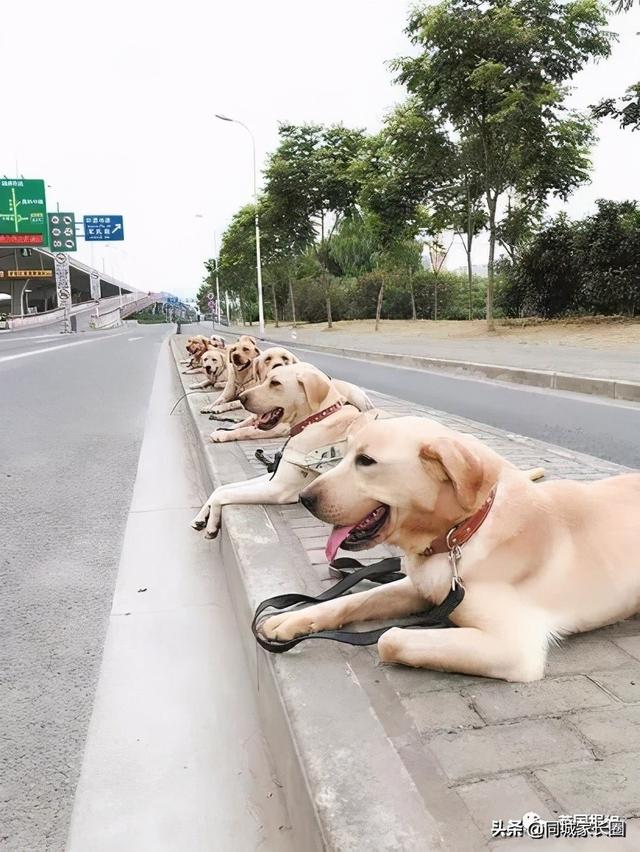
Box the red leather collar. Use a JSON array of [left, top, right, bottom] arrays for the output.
[[290, 401, 344, 437], [423, 485, 497, 557]]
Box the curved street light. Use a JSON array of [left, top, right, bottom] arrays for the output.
[[215, 113, 265, 338]]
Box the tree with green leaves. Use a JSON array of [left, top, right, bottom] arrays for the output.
[[263, 123, 366, 327], [358, 99, 455, 321], [394, 0, 612, 329], [216, 204, 260, 325], [592, 82, 640, 132]]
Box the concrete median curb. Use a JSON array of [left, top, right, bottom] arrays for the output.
[[170, 334, 640, 850], [169, 337, 451, 852], [223, 328, 640, 403]]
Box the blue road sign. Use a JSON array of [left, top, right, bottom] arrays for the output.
[[83, 215, 124, 241], [167, 296, 179, 304]]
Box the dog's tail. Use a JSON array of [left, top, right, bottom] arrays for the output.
[[526, 467, 545, 482]]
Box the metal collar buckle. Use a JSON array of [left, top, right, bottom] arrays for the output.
[[448, 544, 463, 591]]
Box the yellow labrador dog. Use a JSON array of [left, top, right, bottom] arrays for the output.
[[192, 363, 366, 538], [259, 416, 636, 683], [209, 347, 300, 441], [181, 336, 220, 374], [200, 335, 261, 414], [189, 348, 229, 391], [207, 348, 373, 443]]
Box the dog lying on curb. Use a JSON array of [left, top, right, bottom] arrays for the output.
[[181, 335, 225, 374], [192, 367, 542, 543], [259, 415, 638, 682], [189, 349, 229, 390], [207, 352, 373, 443], [192, 363, 369, 538], [199, 335, 261, 413]]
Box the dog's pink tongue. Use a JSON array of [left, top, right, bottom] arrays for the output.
[[325, 524, 356, 562]]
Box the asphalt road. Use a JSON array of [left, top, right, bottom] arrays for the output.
[[212, 326, 640, 468], [0, 323, 168, 851], [312, 348, 640, 468]]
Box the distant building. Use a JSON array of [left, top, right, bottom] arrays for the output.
[[452, 264, 487, 278]]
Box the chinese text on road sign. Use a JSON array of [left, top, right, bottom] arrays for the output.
[[0, 269, 53, 278], [83, 215, 124, 241], [0, 179, 48, 247]]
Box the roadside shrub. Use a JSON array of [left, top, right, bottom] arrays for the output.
[[497, 201, 640, 319]]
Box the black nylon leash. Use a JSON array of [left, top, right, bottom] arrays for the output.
[[255, 448, 283, 473], [252, 558, 465, 654]]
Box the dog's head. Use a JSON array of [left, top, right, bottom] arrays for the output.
[[209, 336, 226, 349], [185, 336, 205, 356], [201, 348, 227, 382], [239, 362, 338, 432], [255, 347, 299, 382], [298, 416, 501, 560], [229, 335, 260, 370]]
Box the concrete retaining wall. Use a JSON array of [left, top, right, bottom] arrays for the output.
[[7, 307, 65, 330]]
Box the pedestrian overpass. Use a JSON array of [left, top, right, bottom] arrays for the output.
[[0, 247, 156, 330]]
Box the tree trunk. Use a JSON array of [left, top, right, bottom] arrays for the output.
[[408, 269, 417, 320], [239, 294, 246, 326], [326, 291, 333, 328], [466, 247, 473, 321], [486, 195, 497, 332], [433, 275, 439, 322], [288, 277, 297, 327], [270, 283, 279, 328], [375, 278, 385, 331], [466, 183, 474, 321]]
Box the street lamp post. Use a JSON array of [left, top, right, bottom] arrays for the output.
[[212, 232, 221, 328], [195, 214, 221, 330], [215, 113, 265, 338]]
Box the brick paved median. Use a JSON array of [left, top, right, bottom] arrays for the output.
[[172, 337, 640, 850]]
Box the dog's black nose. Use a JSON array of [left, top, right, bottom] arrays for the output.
[[300, 491, 317, 512]]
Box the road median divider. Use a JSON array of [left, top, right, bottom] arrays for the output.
[[170, 334, 633, 851]]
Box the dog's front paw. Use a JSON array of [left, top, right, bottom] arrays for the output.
[[209, 431, 231, 443], [261, 611, 318, 641]]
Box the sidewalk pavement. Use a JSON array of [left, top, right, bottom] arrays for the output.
[[251, 322, 640, 381], [172, 335, 640, 851], [226, 323, 640, 402]]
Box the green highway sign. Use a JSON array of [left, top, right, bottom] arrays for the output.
[[48, 212, 77, 252], [0, 178, 49, 247]]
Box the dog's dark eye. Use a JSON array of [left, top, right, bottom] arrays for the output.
[[270, 379, 281, 387], [355, 454, 377, 467]]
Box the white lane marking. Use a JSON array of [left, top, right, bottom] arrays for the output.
[[0, 333, 127, 364], [0, 334, 66, 343], [128, 336, 143, 341]]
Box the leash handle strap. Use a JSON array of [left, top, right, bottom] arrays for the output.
[[252, 558, 465, 654]]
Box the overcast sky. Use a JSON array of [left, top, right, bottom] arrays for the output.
[[2, 1, 638, 297]]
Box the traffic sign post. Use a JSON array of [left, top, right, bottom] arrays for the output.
[[0, 179, 48, 247], [48, 212, 77, 252], [89, 270, 101, 301], [54, 253, 72, 333], [83, 215, 124, 241], [207, 291, 216, 333]]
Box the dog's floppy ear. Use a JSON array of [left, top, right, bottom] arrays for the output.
[[419, 437, 484, 510], [255, 356, 270, 383], [296, 369, 332, 409]]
